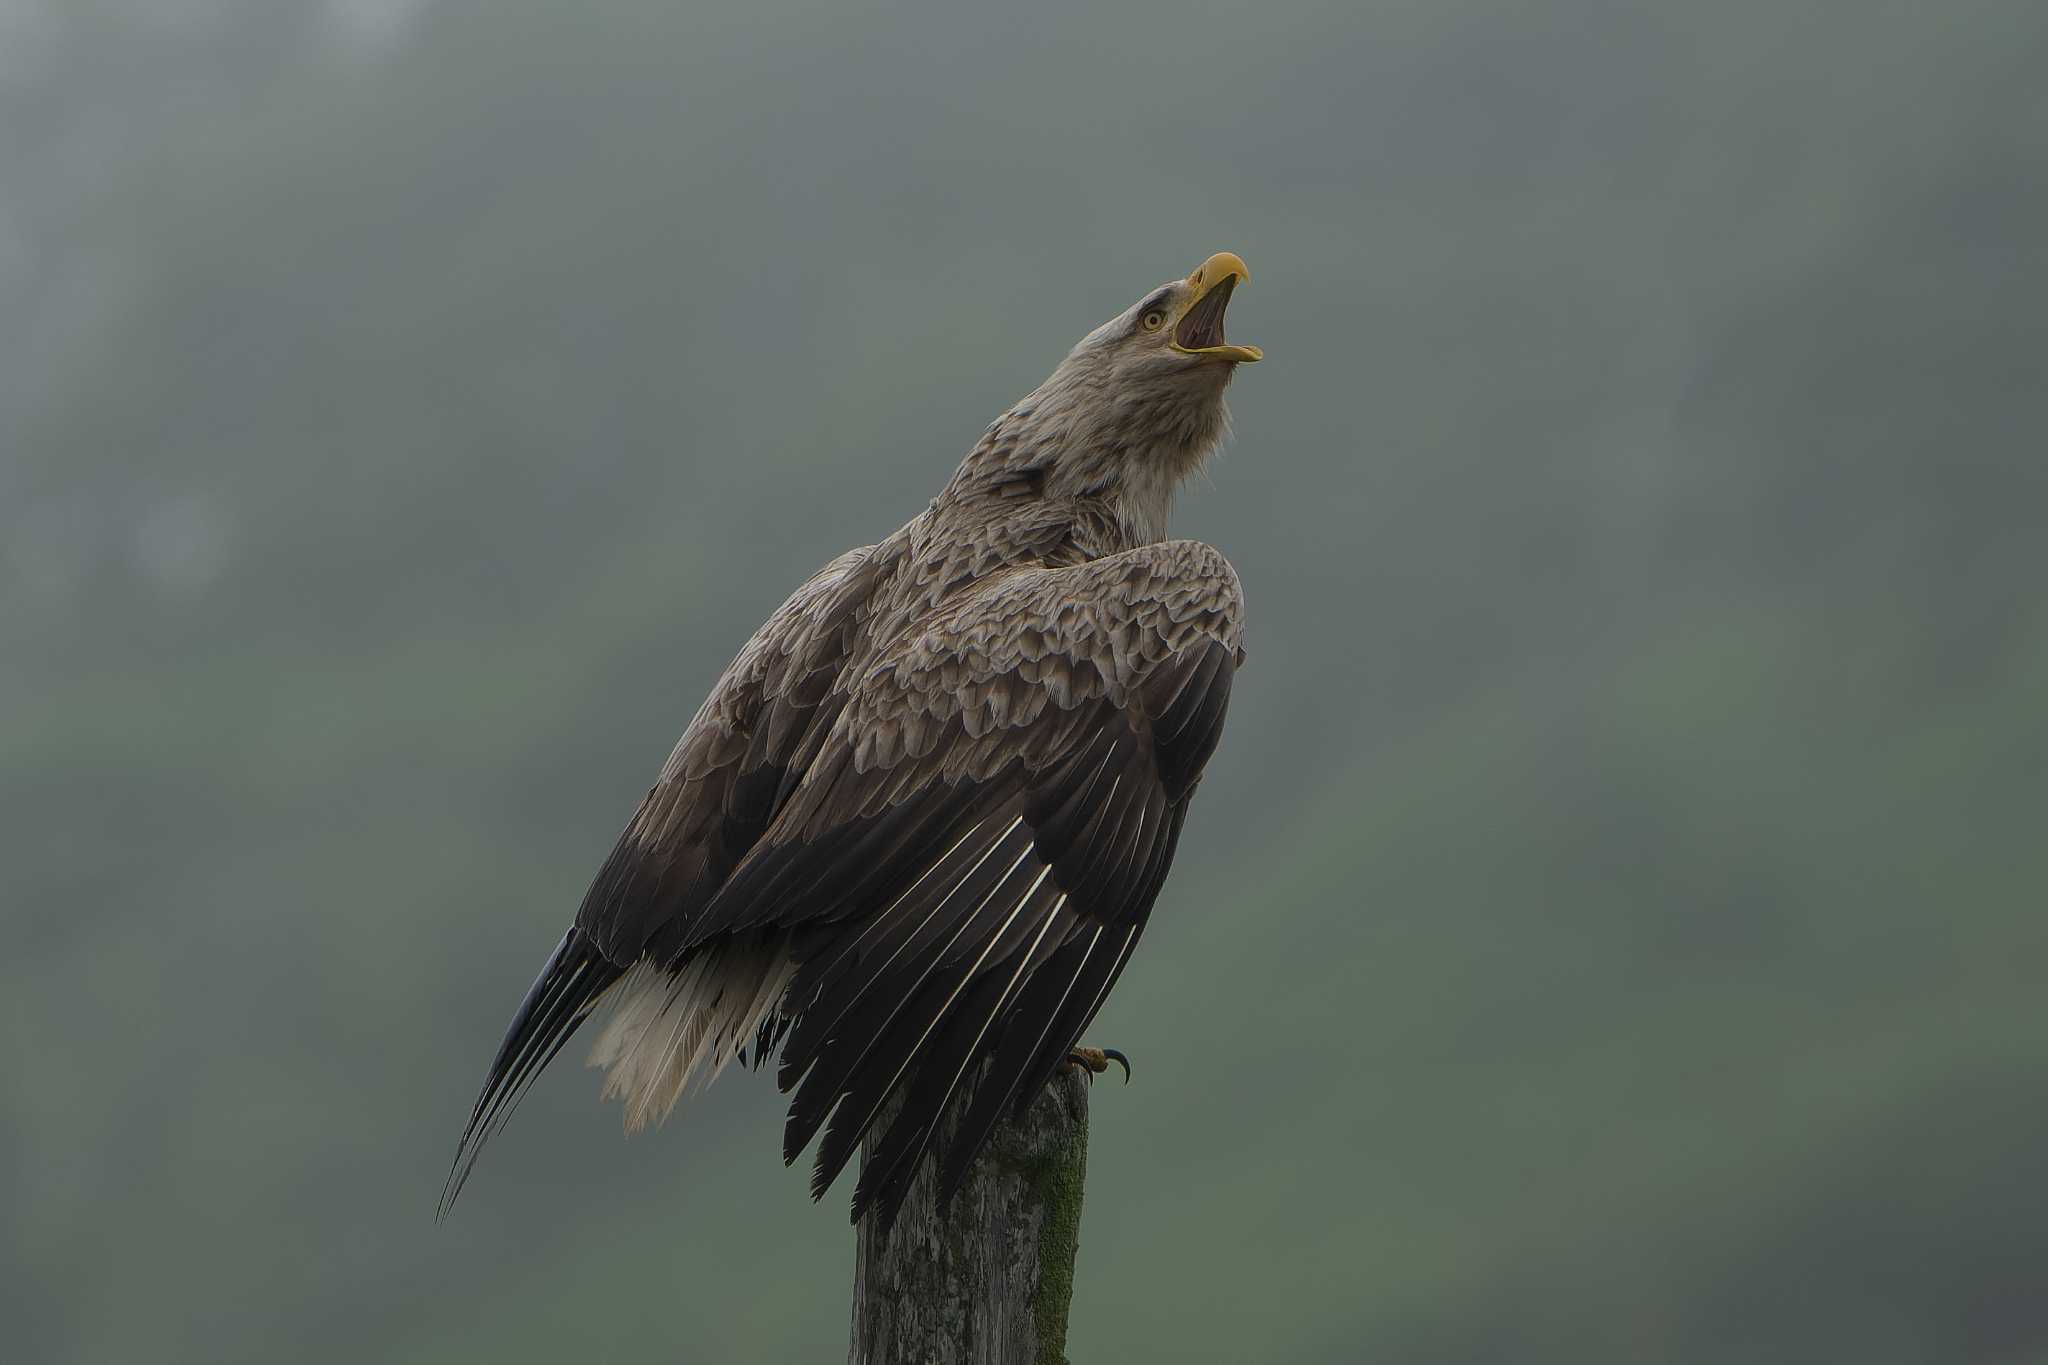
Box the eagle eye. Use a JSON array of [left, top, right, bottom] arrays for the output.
[[1140, 310, 1167, 332]]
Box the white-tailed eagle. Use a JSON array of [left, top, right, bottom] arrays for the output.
[[444, 252, 1261, 1231]]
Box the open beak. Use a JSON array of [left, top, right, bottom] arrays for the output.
[[1170, 251, 1263, 363]]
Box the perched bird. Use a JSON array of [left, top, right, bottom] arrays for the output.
[[444, 251, 1261, 1231]]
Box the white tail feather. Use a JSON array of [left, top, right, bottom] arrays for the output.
[[586, 940, 797, 1133]]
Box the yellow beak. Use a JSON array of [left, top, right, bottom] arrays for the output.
[[1186, 251, 1251, 291], [1171, 251, 1263, 362]]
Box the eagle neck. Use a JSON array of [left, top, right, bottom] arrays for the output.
[[940, 385, 1227, 552]]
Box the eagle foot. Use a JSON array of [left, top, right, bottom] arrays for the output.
[[1061, 1046, 1131, 1083]]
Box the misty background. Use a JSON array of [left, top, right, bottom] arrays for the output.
[[5, 1, 2046, 1361]]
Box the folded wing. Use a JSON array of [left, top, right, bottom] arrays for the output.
[[440, 540, 890, 1214], [689, 538, 1245, 1228]]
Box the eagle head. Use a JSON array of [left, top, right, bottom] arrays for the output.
[[979, 252, 1262, 539]]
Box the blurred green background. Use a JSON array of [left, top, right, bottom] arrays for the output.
[[5, 1, 2046, 1361]]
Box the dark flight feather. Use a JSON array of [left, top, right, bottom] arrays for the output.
[[438, 929, 621, 1218]]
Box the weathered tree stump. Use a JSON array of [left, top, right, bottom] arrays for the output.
[[849, 1067, 1092, 1365]]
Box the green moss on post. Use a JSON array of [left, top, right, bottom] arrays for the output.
[[1025, 1092, 1087, 1365]]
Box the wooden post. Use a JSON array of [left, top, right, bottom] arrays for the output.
[[849, 1068, 1092, 1365]]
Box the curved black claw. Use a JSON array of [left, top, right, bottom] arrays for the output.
[[1064, 1046, 1133, 1083]]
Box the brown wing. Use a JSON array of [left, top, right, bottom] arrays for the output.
[[442, 538, 894, 1213], [575, 540, 894, 965], [690, 538, 1246, 1227]]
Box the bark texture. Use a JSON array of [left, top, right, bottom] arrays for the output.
[[850, 1068, 1091, 1365]]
